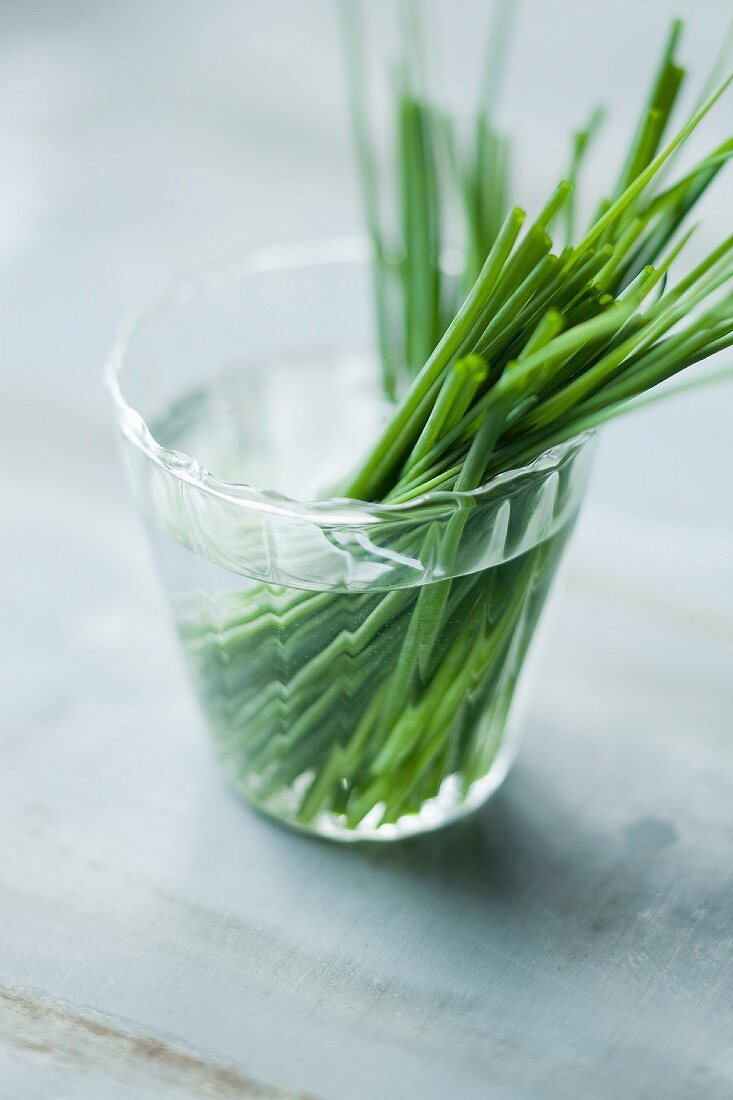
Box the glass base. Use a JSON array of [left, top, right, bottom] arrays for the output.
[[224, 722, 521, 842]]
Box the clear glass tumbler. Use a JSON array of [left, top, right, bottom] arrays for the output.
[[106, 239, 593, 841]]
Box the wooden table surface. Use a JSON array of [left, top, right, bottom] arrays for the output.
[[2, 3, 732, 1097]]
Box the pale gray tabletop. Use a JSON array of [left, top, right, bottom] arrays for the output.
[[2, 3, 732, 1098]]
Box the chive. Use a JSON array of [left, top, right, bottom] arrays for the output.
[[565, 106, 605, 244]]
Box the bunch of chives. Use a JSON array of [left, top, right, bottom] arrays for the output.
[[183, 15, 733, 831], [341, 10, 733, 504]]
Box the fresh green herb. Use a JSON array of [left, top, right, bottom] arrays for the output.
[[183, 14, 733, 834], [343, 13, 733, 501]]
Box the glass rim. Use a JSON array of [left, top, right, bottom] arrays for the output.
[[104, 236, 592, 528]]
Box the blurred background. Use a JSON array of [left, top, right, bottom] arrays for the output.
[[1, 2, 732, 1097]]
